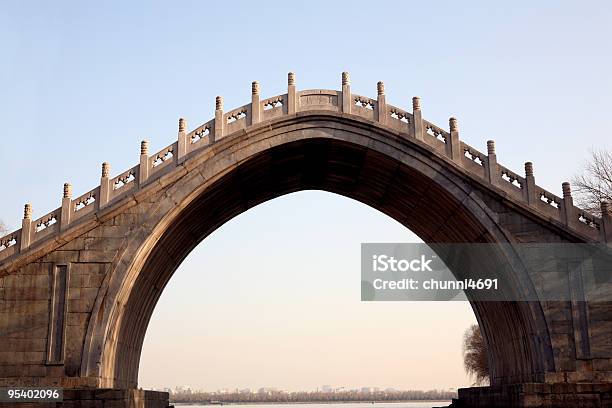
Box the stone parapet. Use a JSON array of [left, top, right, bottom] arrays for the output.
[[0, 72, 607, 269]]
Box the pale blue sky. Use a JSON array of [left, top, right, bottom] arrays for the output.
[[2, 0, 611, 391]]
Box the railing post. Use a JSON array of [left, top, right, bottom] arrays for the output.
[[214, 96, 224, 142], [412, 97, 423, 141], [562, 182, 575, 227], [20, 203, 32, 251], [177, 118, 187, 163], [287, 72, 297, 115], [251, 81, 261, 125], [449, 117, 461, 163], [99, 162, 110, 208], [376, 81, 386, 125], [60, 183, 72, 230], [139, 140, 149, 186], [486, 140, 498, 186], [524, 162, 536, 205], [601, 201, 612, 244], [341, 72, 351, 114]]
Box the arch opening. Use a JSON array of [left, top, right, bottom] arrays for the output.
[[137, 190, 479, 392]]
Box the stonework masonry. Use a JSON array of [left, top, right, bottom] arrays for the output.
[[1, 72, 611, 408]]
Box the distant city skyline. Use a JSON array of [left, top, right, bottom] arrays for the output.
[[159, 386, 457, 393], [165, 384, 459, 403]]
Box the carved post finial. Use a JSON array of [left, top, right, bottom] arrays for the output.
[[214, 96, 224, 141], [341, 72, 351, 114], [412, 97, 423, 140], [376, 81, 387, 125], [60, 183, 72, 230], [102, 162, 110, 177], [141, 140, 149, 155], [100, 162, 111, 207], [525, 162, 534, 177], [139, 140, 150, 185], [524, 162, 536, 205], [63, 183, 72, 199], [342, 72, 350, 86], [602, 201, 612, 216], [287, 73, 297, 114], [448, 117, 461, 163], [177, 118, 187, 162], [24, 203, 32, 220], [251, 81, 261, 125], [21, 203, 33, 250], [561, 182, 574, 226], [487, 140, 496, 155], [101, 162, 110, 178], [562, 182, 572, 198], [486, 140, 498, 185]]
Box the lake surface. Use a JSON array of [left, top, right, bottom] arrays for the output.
[[174, 403, 451, 408]]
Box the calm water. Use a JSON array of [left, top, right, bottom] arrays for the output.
[[174, 403, 451, 408]]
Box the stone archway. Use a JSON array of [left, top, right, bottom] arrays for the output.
[[1, 74, 610, 407], [80, 127, 552, 390]]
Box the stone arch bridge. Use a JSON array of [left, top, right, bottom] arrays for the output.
[[0, 72, 611, 407]]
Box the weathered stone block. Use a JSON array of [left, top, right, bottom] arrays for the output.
[[24, 364, 46, 377], [40, 250, 80, 263], [67, 297, 94, 313], [595, 372, 612, 382], [0, 338, 46, 352], [66, 312, 90, 327], [595, 359, 612, 371], [70, 262, 107, 276], [84, 224, 131, 238], [20, 262, 52, 275], [3, 287, 49, 300], [78, 250, 118, 263], [550, 319, 573, 334], [4, 274, 49, 288], [567, 369, 595, 382], [83, 237, 126, 253], [57, 237, 87, 251], [68, 287, 81, 300]]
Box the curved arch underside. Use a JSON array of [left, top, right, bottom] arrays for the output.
[[101, 133, 554, 389]]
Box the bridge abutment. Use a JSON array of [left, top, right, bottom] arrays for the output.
[[455, 383, 612, 407], [0, 389, 168, 408]]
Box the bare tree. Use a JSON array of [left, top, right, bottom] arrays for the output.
[[463, 324, 489, 386], [572, 149, 612, 216]]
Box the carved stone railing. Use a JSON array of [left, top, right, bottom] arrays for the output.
[[1, 71, 611, 263]]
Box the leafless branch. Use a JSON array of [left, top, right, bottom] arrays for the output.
[[463, 324, 489, 386], [572, 149, 612, 216]]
